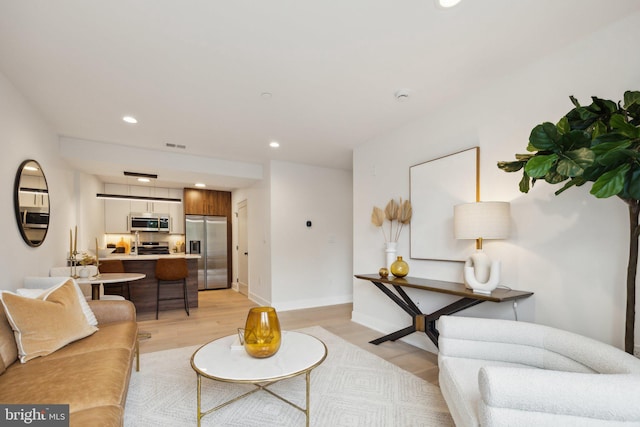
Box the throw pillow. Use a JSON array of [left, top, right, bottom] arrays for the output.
[[0, 300, 18, 372], [16, 279, 98, 327], [0, 279, 98, 363]]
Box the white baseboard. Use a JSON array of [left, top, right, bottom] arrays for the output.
[[274, 294, 353, 312], [248, 292, 270, 307]]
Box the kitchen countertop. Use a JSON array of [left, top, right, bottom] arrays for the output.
[[100, 253, 201, 260]]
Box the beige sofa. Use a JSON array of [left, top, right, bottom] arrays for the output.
[[0, 277, 138, 426]]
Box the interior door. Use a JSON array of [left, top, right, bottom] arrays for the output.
[[237, 200, 248, 296]]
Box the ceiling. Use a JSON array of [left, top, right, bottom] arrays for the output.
[[0, 0, 638, 189]]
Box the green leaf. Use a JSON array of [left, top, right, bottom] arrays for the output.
[[590, 163, 630, 198], [592, 133, 630, 151], [591, 139, 631, 155], [624, 91, 640, 125], [529, 123, 560, 150], [591, 120, 607, 139], [524, 154, 559, 178], [519, 172, 530, 193], [591, 96, 618, 114], [559, 130, 591, 150], [554, 177, 587, 196], [515, 153, 535, 161], [582, 163, 609, 182], [623, 91, 640, 109], [597, 149, 638, 167], [576, 106, 601, 121], [610, 113, 640, 138], [557, 116, 570, 135], [556, 148, 595, 177], [497, 160, 526, 173], [544, 169, 568, 184], [625, 166, 640, 199], [569, 95, 581, 108]]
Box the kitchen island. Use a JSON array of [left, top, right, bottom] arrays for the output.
[[100, 253, 200, 314]]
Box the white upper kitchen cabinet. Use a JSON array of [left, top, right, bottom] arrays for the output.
[[18, 174, 49, 209], [104, 183, 130, 233], [168, 188, 184, 234], [129, 186, 170, 214], [103, 184, 183, 234]]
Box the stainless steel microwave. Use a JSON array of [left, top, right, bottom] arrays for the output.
[[21, 208, 49, 229], [130, 214, 169, 232]]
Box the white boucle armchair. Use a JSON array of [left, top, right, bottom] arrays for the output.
[[437, 315, 640, 427]]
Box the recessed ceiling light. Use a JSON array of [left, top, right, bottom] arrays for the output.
[[436, 0, 462, 8], [269, 141, 280, 148], [195, 183, 206, 188], [137, 178, 150, 183], [261, 92, 273, 99], [122, 116, 138, 124]]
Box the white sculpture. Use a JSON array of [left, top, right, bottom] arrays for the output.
[[463, 250, 501, 295]]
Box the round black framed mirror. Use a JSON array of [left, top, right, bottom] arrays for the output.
[[14, 159, 50, 247]]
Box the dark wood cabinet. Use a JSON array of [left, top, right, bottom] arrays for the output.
[[183, 188, 231, 217]]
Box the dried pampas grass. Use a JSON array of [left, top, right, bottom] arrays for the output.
[[371, 207, 385, 227], [395, 199, 412, 241], [384, 199, 399, 221], [371, 197, 412, 243], [399, 199, 412, 224]]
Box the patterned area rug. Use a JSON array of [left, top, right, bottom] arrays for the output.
[[124, 326, 454, 426]]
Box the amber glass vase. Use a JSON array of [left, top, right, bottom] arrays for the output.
[[391, 256, 409, 278], [243, 307, 281, 358]]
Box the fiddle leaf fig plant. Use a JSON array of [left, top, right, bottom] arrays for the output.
[[498, 90, 640, 354]]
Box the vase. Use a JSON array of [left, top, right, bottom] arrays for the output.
[[391, 256, 409, 278], [78, 267, 90, 278], [385, 242, 397, 271], [243, 306, 281, 358]]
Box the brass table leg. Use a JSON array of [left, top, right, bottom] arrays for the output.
[[305, 371, 311, 427], [135, 340, 140, 372], [197, 374, 202, 427], [135, 332, 152, 372], [197, 369, 316, 425]]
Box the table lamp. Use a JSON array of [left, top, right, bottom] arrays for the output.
[[453, 201, 510, 294]]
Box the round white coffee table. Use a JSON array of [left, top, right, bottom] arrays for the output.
[[191, 331, 327, 427]]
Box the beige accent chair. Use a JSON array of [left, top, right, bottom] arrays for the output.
[[438, 315, 640, 427]]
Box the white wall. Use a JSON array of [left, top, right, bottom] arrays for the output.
[[232, 162, 273, 306], [75, 172, 106, 254], [232, 160, 353, 311], [353, 12, 640, 353], [270, 160, 353, 310], [0, 71, 77, 287]]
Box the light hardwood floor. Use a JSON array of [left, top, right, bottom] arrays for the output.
[[137, 289, 441, 386]]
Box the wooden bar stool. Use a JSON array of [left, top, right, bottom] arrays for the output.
[[98, 259, 131, 300], [155, 258, 190, 320]]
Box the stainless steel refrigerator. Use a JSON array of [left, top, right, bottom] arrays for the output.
[[185, 215, 229, 290]]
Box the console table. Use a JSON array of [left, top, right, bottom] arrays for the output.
[[354, 274, 533, 347]]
